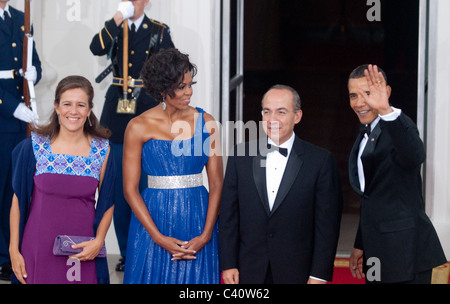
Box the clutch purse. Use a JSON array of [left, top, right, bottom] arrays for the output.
[[53, 235, 107, 258]]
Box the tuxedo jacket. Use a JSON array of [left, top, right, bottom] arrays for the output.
[[219, 136, 343, 284], [349, 113, 447, 283], [90, 15, 174, 143]]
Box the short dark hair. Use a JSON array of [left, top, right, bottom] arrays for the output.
[[262, 84, 302, 112], [349, 64, 388, 84], [141, 48, 197, 103]]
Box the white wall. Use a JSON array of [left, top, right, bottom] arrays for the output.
[[426, 0, 450, 258], [9, 0, 220, 255]]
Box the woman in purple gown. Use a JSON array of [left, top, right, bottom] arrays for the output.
[[9, 76, 115, 284]]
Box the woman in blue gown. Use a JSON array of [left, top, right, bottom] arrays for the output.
[[123, 49, 223, 284]]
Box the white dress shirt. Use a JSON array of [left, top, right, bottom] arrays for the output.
[[129, 14, 144, 31], [0, 4, 10, 20], [266, 132, 295, 211], [358, 107, 402, 192]]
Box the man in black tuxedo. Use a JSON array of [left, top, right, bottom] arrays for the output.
[[348, 64, 447, 283], [219, 85, 343, 284]]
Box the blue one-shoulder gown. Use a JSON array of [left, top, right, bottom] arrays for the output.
[[124, 108, 219, 284]]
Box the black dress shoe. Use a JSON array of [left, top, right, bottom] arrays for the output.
[[115, 257, 125, 272], [0, 263, 12, 281]]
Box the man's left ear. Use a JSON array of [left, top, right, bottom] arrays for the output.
[[386, 85, 392, 98], [295, 110, 303, 124]]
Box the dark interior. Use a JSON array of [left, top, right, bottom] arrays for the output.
[[237, 0, 420, 213]]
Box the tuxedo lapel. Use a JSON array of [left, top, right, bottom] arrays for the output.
[[349, 132, 364, 195], [253, 154, 271, 216], [270, 137, 303, 215]]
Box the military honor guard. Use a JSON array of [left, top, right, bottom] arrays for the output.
[[90, 0, 175, 271], [0, 0, 42, 281]]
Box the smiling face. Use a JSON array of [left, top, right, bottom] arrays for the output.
[[164, 71, 195, 110], [261, 88, 302, 145], [348, 77, 391, 125], [55, 88, 91, 133]]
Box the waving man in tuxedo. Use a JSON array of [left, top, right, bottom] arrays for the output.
[[219, 85, 343, 284], [348, 64, 446, 283]]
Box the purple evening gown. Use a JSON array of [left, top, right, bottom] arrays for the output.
[[20, 132, 109, 284]]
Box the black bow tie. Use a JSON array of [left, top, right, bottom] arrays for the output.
[[360, 124, 371, 136], [267, 144, 288, 157]]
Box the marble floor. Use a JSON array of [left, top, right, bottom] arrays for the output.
[[108, 254, 124, 284], [335, 213, 359, 258]]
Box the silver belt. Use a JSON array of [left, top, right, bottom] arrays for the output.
[[147, 173, 203, 189]]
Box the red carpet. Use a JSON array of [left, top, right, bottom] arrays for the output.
[[328, 259, 450, 284], [221, 260, 450, 284], [328, 258, 365, 284], [220, 258, 365, 284]]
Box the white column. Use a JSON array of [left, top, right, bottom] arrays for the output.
[[425, 0, 450, 258]]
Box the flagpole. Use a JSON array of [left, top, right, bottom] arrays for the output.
[[122, 0, 129, 102], [22, 0, 31, 136]]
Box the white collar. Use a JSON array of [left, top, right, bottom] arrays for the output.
[[129, 14, 145, 31], [0, 3, 10, 19], [268, 131, 295, 153]]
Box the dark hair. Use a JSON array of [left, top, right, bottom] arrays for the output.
[[33, 75, 111, 139], [141, 48, 197, 103], [262, 84, 301, 112], [349, 64, 388, 84]]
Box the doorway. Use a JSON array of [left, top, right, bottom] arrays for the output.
[[241, 0, 420, 215]]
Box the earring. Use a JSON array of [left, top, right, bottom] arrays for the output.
[[88, 115, 93, 127], [161, 96, 166, 111], [57, 114, 60, 125]]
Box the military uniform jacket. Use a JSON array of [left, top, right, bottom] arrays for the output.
[[90, 15, 174, 143], [0, 6, 42, 134]]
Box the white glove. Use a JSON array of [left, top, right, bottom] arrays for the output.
[[117, 1, 134, 20], [13, 102, 39, 124], [19, 66, 38, 84]]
